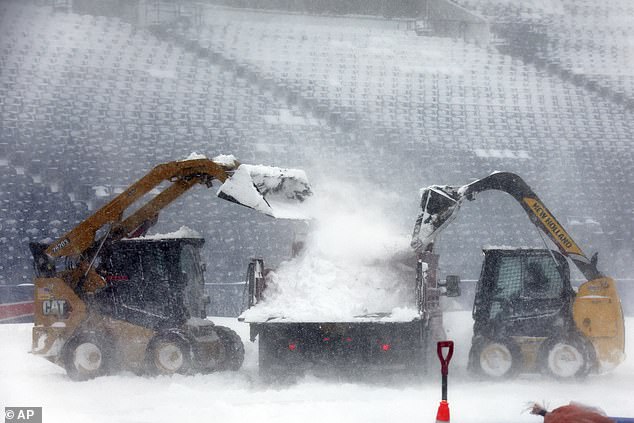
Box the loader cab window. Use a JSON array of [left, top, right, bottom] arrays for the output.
[[522, 256, 564, 299], [488, 255, 523, 319], [180, 244, 206, 318], [96, 242, 187, 328], [137, 247, 171, 316], [105, 247, 170, 307], [481, 251, 569, 322]]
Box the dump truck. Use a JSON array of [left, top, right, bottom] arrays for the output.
[[30, 155, 311, 380], [241, 236, 457, 378]]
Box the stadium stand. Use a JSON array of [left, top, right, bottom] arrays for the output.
[[453, 0, 634, 108], [1, 0, 633, 316], [163, 6, 634, 245], [0, 1, 338, 287]]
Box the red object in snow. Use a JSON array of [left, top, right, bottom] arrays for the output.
[[545, 404, 614, 423], [436, 400, 450, 423], [435, 341, 454, 422], [531, 403, 615, 423]]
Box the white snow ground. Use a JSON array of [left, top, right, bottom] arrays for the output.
[[1, 313, 633, 423]]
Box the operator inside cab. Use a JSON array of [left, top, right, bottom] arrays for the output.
[[524, 261, 549, 297]]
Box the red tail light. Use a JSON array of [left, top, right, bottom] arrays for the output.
[[381, 343, 391, 352], [322, 337, 330, 342], [288, 342, 297, 351], [345, 337, 352, 342]]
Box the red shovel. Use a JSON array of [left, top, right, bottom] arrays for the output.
[[436, 341, 454, 423]]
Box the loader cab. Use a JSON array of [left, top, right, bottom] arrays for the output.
[[93, 237, 209, 330], [472, 248, 575, 339]]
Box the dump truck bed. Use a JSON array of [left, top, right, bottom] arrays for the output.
[[251, 319, 430, 376]]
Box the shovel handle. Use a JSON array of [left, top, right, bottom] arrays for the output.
[[437, 341, 454, 376]]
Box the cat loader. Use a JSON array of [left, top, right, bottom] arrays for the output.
[[411, 172, 625, 379], [30, 155, 311, 380]]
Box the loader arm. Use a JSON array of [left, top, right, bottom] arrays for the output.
[[46, 159, 235, 260], [46, 156, 312, 262], [458, 172, 600, 280], [412, 171, 600, 280]]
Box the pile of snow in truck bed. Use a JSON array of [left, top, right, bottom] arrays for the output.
[[241, 185, 420, 322]]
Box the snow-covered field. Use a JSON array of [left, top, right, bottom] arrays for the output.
[[1, 312, 632, 423]]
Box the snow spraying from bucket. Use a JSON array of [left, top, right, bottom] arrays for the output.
[[241, 181, 420, 322]]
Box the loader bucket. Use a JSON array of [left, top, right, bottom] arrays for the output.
[[217, 164, 312, 219], [411, 185, 464, 253]]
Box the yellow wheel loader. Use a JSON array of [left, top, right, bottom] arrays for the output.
[[411, 172, 625, 379], [30, 155, 311, 380]]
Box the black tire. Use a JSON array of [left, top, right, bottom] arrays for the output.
[[538, 334, 594, 380], [469, 337, 522, 379], [146, 332, 193, 376], [62, 331, 114, 381], [214, 326, 245, 371]]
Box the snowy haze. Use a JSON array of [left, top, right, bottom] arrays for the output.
[[1, 0, 634, 420], [241, 181, 419, 322], [1, 0, 633, 297]]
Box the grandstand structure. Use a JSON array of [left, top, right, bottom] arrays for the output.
[[1, 0, 633, 315], [456, 0, 634, 108]]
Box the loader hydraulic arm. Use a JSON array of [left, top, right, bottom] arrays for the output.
[[460, 172, 601, 280], [412, 172, 601, 281], [46, 158, 236, 260]]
